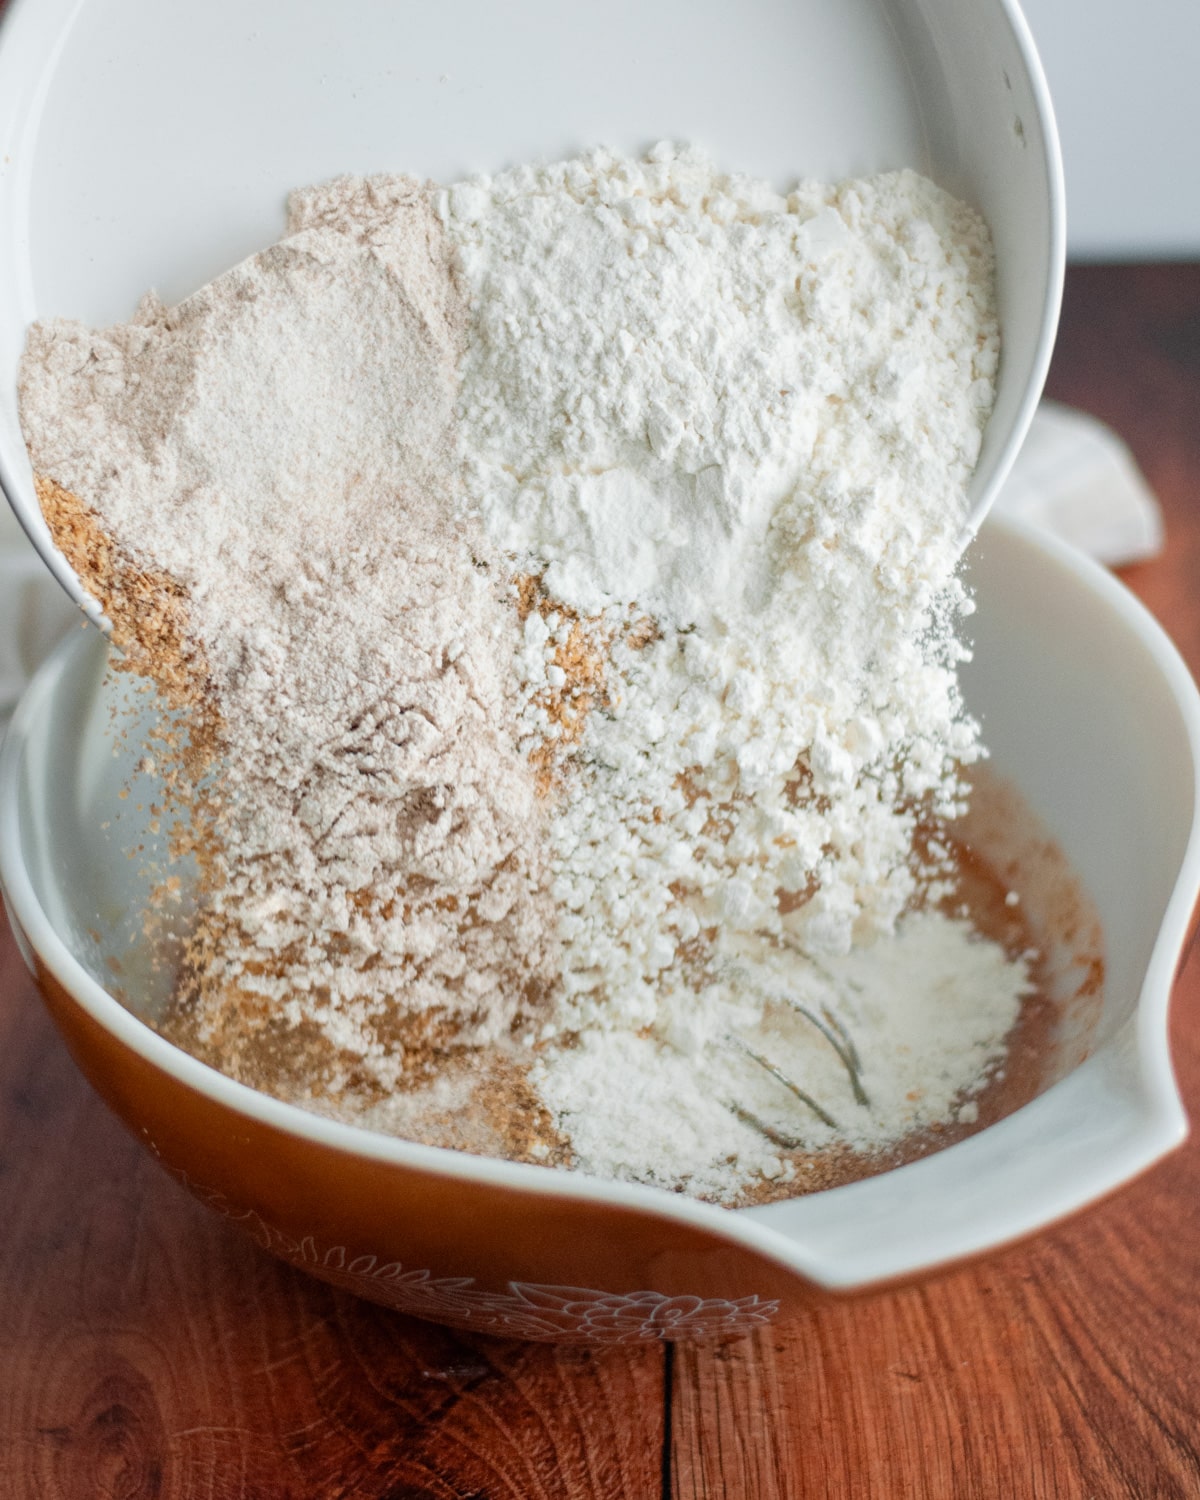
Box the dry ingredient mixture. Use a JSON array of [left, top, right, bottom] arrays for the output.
[[19, 145, 1035, 1205]]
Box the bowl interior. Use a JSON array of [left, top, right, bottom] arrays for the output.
[[4, 514, 1197, 1291], [0, 0, 1060, 614], [745, 518, 1199, 1276], [14, 639, 196, 1017]]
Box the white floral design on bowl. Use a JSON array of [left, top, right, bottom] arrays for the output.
[[173, 1168, 780, 1344]]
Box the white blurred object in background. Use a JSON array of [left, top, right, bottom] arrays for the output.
[[993, 402, 1164, 564]]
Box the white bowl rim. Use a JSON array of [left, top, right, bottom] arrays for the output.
[[956, 0, 1066, 544], [1, 509, 1197, 1294]]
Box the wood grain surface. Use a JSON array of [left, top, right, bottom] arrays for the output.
[[3, 265, 1200, 1498]]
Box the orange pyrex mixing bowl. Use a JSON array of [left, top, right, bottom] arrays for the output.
[[2, 515, 1197, 1344]]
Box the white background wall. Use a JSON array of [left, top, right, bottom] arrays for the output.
[[1020, 0, 1200, 259]]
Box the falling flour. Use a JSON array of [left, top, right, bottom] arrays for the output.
[[23, 176, 559, 1090], [19, 145, 1033, 1204]]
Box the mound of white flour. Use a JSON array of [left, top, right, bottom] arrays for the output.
[[446, 145, 998, 1019]]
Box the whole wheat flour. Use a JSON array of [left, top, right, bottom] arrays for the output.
[[21, 176, 559, 1093], [19, 146, 1035, 1204]]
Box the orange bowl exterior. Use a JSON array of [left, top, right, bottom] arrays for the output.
[[28, 942, 815, 1344]]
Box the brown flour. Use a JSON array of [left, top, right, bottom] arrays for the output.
[[35, 474, 206, 716], [20, 176, 561, 1096]]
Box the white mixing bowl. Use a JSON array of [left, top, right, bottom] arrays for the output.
[[0, 0, 1063, 621]]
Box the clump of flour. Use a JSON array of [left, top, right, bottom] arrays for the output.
[[20, 146, 1034, 1203]]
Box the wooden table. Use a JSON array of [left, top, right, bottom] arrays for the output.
[[2, 265, 1199, 1498]]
